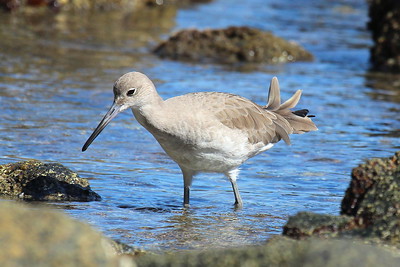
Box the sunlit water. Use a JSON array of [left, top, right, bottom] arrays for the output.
[[0, 0, 399, 251]]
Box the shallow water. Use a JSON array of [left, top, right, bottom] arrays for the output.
[[0, 0, 399, 251]]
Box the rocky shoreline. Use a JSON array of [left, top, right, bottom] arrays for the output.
[[0, 151, 399, 266]]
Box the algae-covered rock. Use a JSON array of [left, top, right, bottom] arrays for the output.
[[0, 0, 212, 12], [154, 26, 313, 64], [284, 151, 400, 247], [0, 0, 19, 11], [0, 160, 101, 201], [368, 0, 400, 72], [283, 212, 355, 239], [341, 151, 400, 217], [135, 236, 399, 267], [0, 201, 121, 267], [109, 239, 147, 257], [342, 151, 400, 243]]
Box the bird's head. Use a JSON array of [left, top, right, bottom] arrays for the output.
[[82, 71, 158, 151]]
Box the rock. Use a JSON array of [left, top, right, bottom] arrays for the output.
[[135, 236, 399, 266], [0, 0, 212, 12], [143, 0, 213, 7], [341, 151, 400, 217], [341, 151, 400, 243], [0, 160, 101, 201], [0, 201, 123, 267], [109, 239, 147, 257], [368, 0, 400, 72], [154, 26, 313, 64], [283, 151, 400, 247], [0, 0, 20, 11], [58, 0, 212, 10], [283, 212, 355, 239], [0, 0, 138, 12]]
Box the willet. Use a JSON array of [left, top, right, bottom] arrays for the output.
[[82, 72, 317, 208]]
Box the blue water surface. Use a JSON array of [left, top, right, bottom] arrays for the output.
[[0, 0, 399, 250]]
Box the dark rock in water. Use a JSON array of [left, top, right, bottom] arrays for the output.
[[283, 151, 400, 247], [341, 151, 400, 217], [135, 236, 399, 266], [368, 0, 400, 72], [109, 239, 147, 257], [283, 212, 355, 239], [0, 0, 212, 12], [0, 160, 101, 201], [154, 26, 313, 64], [0, 0, 20, 11], [143, 0, 213, 6], [342, 151, 400, 243], [0, 201, 122, 266]]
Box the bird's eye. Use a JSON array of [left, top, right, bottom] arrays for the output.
[[127, 88, 136, 96]]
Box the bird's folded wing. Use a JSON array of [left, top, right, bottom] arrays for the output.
[[215, 94, 292, 145]]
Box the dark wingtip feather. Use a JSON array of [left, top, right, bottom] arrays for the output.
[[292, 109, 316, 118]]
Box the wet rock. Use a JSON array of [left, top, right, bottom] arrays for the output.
[[368, 0, 400, 72], [341, 151, 400, 217], [135, 236, 399, 266], [0, 0, 20, 11], [154, 26, 313, 64], [342, 151, 400, 243], [109, 239, 147, 257], [58, 0, 212, 10], [1, 0, 212, 12], [0, 201, 122, 267], [143, 0, 213, 7], [283, 212, 355, 239], [0, 160, 101, 201], [283, 151, 400, 247]]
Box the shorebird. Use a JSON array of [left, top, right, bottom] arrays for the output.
[[82, 72, 317, 208]]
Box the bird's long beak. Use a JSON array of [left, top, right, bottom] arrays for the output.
[[82, 102, 123, 152]]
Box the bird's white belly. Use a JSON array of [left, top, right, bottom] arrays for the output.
[[154, 126, 273, 173], [165, 145, 245, 172], [133, 107, 275, 173]]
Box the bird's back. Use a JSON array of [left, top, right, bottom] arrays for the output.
[[163, 87, 316, 148]]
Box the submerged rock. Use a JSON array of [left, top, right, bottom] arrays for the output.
[[0, 160, 101, 201], [368, 0, 400, 72], [283, 151, 400, 247], [0, 201, 122, 267], [154, 26, 313, 64], [135, 236, 399, 266]]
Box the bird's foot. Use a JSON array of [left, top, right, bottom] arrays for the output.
[[233, 201, 243, 210]]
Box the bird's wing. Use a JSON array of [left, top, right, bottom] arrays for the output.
[[214, 94, 293, 145]]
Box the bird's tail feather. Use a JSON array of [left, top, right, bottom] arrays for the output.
[[264, 77, 318, 134]]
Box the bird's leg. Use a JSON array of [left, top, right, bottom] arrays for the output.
[[231, 180, 243, 208], [184, 185, 190, 207], [180, 167, 194, 208], [226, 169, 243, 209]]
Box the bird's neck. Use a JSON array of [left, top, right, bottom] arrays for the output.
[[131, 97, 167, 134]]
